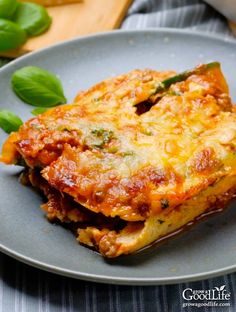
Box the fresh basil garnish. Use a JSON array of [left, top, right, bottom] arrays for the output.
[[0, 0, 18, 19], [0, 19, 27, 51], [12, 66, 67, 107], [13, 2, 52, 37], [31, 107, 48, 116], [0, 110, 23, 133]]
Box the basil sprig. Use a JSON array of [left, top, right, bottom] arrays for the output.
[[0, 19, 27, 51], [12, 66, 67, 107], [0, 0, 18, 19], [0, 110, 23, 133], [13, 2, 52, 37]]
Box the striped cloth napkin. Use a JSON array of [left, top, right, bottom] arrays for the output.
[[122, 0, 232, 36], [0, 1, 236, 311]]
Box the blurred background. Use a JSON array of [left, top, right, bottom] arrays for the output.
[[0, 0, 236, 61]]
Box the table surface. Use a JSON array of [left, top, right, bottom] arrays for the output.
[[0, 0, 236, 311]]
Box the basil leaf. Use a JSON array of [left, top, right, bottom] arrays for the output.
[[13, 2, 52, 37], [31, 107, 48, 116], [0, 19, 27, 51], [0, 110, 23, 133], [11, 66, 67, 107], [0, 0, 18, 19]]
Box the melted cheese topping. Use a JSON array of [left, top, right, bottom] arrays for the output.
[[1, 66, 236, 233]]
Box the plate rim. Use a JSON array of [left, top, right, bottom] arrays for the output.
[[1, 243, 236, 285], [1, 28, 236, 285], [1, 27, 236, 75]]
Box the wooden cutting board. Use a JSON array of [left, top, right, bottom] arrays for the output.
[[229, 20, 236, 37], [2, 0, 133, 57]]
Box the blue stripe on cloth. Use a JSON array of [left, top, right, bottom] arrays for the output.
[[0, 0, 236, 311]]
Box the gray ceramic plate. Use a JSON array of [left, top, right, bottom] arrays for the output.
[[1, 29, 236, 285]]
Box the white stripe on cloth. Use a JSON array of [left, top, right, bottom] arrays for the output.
[[115, 285, 121, 312], [14, 267, 20, 312]]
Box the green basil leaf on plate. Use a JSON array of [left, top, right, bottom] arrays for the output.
[[13, 2, 52, 37], [31, 107, 48, 116], [0, 110, 23, 133], [0, 0, 18, 19], [0, 19, 27, 51], [12, 66, 67, 107]]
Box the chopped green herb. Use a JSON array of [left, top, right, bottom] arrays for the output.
[[32, 123, 42, 130], [150, 62, 220, 101], [154, 62, 220, 95], [121, 151, 135, 156], [142, 129, 153, 136], [93, 97, 101, 103], [0, 110, 23, 133], [90, 128, 114, 148], [168, 90, 182, 96], [107, 146, 119, 154], [161, 199, 169, 209]]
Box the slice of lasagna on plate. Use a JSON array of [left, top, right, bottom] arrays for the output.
[[1, 62, 236, 258]]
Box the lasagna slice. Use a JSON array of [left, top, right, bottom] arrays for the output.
[[1, 62, 236, 258]]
